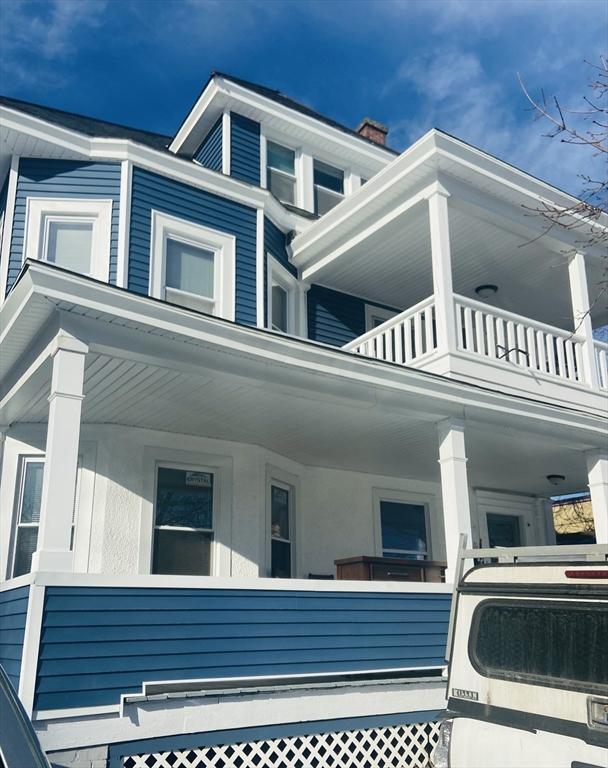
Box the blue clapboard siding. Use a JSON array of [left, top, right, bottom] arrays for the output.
[[0, 586, 29, 693], [128, 167, 258, 325], [308, 284, 400, 347], [7, 159, 121, 294], [230, 113, 260, 185], [194, 117, 223, 172], [35, 586, 450, 711]]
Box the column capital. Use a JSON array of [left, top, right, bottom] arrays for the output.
[[51, 331, 89, 358], [423, 180, 451, 200]]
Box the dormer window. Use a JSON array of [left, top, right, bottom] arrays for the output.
[[267, 141, 296, 205], [313, 160, 344, 215]]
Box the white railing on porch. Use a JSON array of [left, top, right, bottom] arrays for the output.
[[454, 294, 584, 384], [595, 339, 608, 390], [342, 296, 437, 364]]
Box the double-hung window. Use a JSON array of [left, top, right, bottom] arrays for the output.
[[24, 198, 112, 280], [270, 481, 294, 578], [313, 160, 344, 215], [267, 141, 296, 205], [151, 212, 236, 320], [378, 498, 429, 560], [152, 466, 215, 575], [267, 257, 300, 335]]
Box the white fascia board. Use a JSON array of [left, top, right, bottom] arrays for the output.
[[169, 79, 221, 154], [0, 106, 311, 234], [7, 262, 607, 437]]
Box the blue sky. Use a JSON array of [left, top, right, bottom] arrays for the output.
[[0, 0, 605, 195]]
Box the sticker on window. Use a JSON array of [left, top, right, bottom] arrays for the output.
[[185, 471, 213, 488]]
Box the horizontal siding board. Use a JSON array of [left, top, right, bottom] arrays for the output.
[[230, 113, 260, 185], [194, 117, 223, 171], [128, 167, 258, 325], [7, 159, 121, 293], [307, 284, 399, 347], [35, 586, 449, 710], [0, 586, 29, 692]]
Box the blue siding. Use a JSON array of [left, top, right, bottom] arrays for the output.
[[0, 586, 29, 693], [35, 586, 450, 711], [7, 159, 121, 294], [128, 167, 258, 326], [109, 709, 442, 768], [194, 117, 223, 172], [308, 284, 399, 347], [230, 113, 260, 185]]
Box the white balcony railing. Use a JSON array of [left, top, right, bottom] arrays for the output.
[[595, 339, 608, 390], [454, 294, 584, 384], [343, 296, 437, 364]]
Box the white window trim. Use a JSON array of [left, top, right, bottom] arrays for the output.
[[372, 488, 434, 561], [267, 256, 301, 335], [24, 197, 112, 281], [265, 464, 298, 579], [138, 447, 233, 577], [149, 210, 235, 321], [364, 303, 398, 332]]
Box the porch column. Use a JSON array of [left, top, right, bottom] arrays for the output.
[[426, 183, 458, 355], [437, 418, 473, 581], [568, 251, 598, 388], [31, 333, 88, 572], [586, 450, 608, 543]]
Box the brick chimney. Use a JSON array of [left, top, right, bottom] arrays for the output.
[[356, 117, 389, 146]]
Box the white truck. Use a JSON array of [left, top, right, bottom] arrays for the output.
[[432, 541, 608, 768]]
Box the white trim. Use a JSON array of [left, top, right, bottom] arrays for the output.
[[24, 197, 112, 281], [265, 465, 299, 578], [372, 488, 434, 560], [71, 442, 98, 573], [256, 209, 265, 327], [259, 128, 268, 189], [34, 704, 119, 721], [0, 155, 20, 304], [138, 447, 233, 578], [18, 582, 45, 716], [116, 159, 132, 288], [267, 256, 301, 335], [149, 209, 235, 321], [364, 304, 398, 332], [298, 150, 314, 213], [222, 110, 231, 176]]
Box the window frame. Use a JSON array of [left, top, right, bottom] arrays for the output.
[[266, 465, 298, 579], [151, 461, 218, 577], [313, 159, 344, 215], [150, 210, 236, 321], [364, 304, 398, 332], [468, 598, 608, 695], [265, 140, 297, 206], [267, 256, 300, 335], [24, 197, 113, 281], [373, 488, 433, 561]]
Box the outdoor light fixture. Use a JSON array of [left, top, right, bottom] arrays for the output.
[[475, 284, 498, 298], [546, 474, 566, 486]]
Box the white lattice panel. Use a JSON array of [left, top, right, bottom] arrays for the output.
[[123, 720, 440, 768]]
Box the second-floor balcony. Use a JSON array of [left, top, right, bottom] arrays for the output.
[[291, 130, 607, 410]]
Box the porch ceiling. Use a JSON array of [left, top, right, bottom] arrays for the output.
[[307, 199, 607, 331]]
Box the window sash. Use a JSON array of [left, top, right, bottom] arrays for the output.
[[379, 499, 429, 559], [313, 160, 344, 194], [267, 141, 295, 175], [267, 168, 296, 205], [271, 282, 289, 332], [165, 237, 215, 300], [43, 217, 94, 274], [270, 480, 294, 578]]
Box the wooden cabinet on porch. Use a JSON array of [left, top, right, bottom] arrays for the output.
[[334, 556, 446, 583]]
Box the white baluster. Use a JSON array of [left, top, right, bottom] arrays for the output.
[[414, 311, 423, 359], [424, 306, 434, 354], [485, 314, 496, 358], [475, 309, 486, 356], [456, 304, 464, 350], [526, 326, 537, 370], [556, 337, 566, 378], [564, 340, 576, 381], [546, 335, 557, 375], [516, 324, 527, 367], [506, 321, 516, 363], [496, 318, 507, 360], [384, 330, 393, 362], [404, 317, 413, 363], [536, 330, 547, 373], [394, 321, 404, 364], [463, 307, 474, 352]]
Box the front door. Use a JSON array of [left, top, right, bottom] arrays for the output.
[[487, 513, 522, 547]]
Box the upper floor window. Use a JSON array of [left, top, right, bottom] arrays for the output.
[[267, 257, 300, 335], [150, 211, 235, 320], [313, 160, 344, 215], [267, 141, 296, 205], [24, 198, 112, 281]]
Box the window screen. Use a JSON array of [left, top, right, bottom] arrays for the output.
[[471, 600, 608, 692]]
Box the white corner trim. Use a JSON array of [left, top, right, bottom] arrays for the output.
[[0, 155, 20, 304], [116, 160, 132, 288], [256, 209, 265, 327], [222, 110, 231, 176], [149, 209, 236, 322], [24, 197, 113, 282], [18, 582, 45, 716]]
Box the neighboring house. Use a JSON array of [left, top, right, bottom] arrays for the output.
[[553, 494, 596, 544], [0, 72, 606, 768]]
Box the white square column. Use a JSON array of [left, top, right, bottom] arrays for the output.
[[31, 333, 88, 573], [438, 418, 473, 581], [426, 182, 457, 355], [568, 251, 599, 388], [586, 450, 608, 543]]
